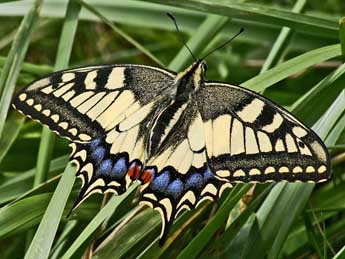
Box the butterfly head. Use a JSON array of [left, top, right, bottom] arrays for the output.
[[175, 60, 207, 100]]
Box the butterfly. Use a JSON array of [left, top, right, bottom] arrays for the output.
[[12, 20, 331, 245]]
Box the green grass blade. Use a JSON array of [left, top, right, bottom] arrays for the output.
[[0, 0, 43, 137], [32, 0, 80, 204], [76, 0, 165, 67], [0, 110, 25, 164], [24, 1, 81, 258], [260, 0, 307, 73], [339, 17, 345, 57], [177, 185, 251, 258], [291, 62, 345, 118], [0, 155, 68, 204], [169, 14, 228, 71], [333, 245, 345, 259], [60, 183, 139, 259], [138, 0, 338, 37], [24, 164, 76, 259], [242, 44, 341, 92], [0, 193, 53, 238], [0, 56, 53, 76], [93, 208, 160, 259]]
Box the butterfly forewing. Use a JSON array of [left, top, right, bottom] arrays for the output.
[[13, 64, 176, 207], [196, 83, 330, 182], [13, 64, 175, 142]]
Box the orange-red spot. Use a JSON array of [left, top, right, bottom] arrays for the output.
[[140, 170, 153, 184], [128, 164, 141, 180]]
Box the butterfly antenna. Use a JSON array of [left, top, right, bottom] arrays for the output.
[[167, 12, 197, 62], [201, 27, 244, 61]]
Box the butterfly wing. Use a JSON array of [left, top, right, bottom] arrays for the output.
[[13, 64, 176, 206], [196, 82, 331, 182], [140, 81, 331, 245], [140, 99, 232, 245]]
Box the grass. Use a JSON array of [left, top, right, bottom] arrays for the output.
[[0, 0, 344, 258]]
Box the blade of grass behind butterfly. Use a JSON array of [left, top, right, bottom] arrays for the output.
[[333, 244, 345, 259], [0, 0, 43, 138], [169, 14, 228, 71], [242, 44, 341, 93], [138, 0, 337, 38], [0, 155, 68, 205], [0, 56, 53, 76], [260, 0, 306, 73], [0, 0, 335, 50], [339, 17, 345, 57], [176, 185, 251, 259], [200, 185, 273, 257], [60, 183, 139, 259], [241, 92, 345, 259], [0, 110, 25, 164], [24, 1, 81, 258], [290, 62, 345, 123], [75, 0, 164, 68]]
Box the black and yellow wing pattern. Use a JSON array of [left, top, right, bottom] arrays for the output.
[[13, 64, 176, 207], [12, 61, 331, 246]]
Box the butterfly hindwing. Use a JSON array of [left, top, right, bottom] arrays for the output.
[[196, 83, 331, 182], [139, 100, 232, 245]]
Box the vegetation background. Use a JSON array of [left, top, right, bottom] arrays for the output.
[[0, 0, 344, 258]]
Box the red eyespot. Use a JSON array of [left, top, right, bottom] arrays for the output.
[[127, 163, 141, 180], [140, 170, 153, 184]]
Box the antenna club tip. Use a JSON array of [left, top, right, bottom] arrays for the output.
[[240, 27, 245, 33]]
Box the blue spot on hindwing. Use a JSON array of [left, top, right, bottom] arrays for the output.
[[167, 179, 184, 199], [112, 157, 127, 178], [151, 171, 170, 192], [91, 146, 105, 163], [186, 173, 203, 189], [96, 159, 112, 176], [204, 167, 214, 181], [89, 138, 101, 150]]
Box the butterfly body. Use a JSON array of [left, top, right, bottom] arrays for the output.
[[12, 60, 330, 245]]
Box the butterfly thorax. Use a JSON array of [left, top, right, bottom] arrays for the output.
[[147, 61, 206, 157], [174, 61, 206, 101]]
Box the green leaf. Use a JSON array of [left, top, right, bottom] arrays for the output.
[[177, 185, 251, 258], [75, 0, 165, 67], [169, 14, 228, 71], [0, 0, 43, 137], [339, 17, 345, 57], [0, 110, 25, 164], [24, 1, 82, 257], [242, 44, 341, 92], [291, 62, 345, 125], [0, 193, 52, 238], [138, 0, 338, 37], [60, 183, 139, 259], [260, 0, 307, 73], [24, 164, 76, 259], [93, 208, 160, 259]]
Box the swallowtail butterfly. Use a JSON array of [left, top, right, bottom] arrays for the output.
[[12, 32, 330, 246]]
